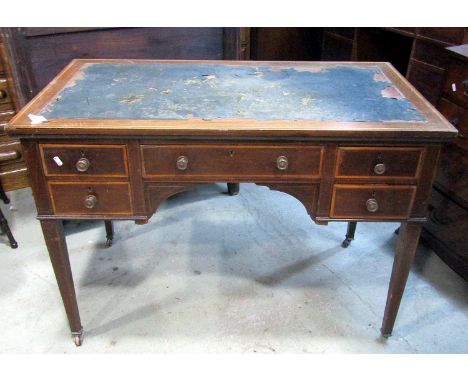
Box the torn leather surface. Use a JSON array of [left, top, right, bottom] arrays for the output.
[[41, 63, 426, 122]]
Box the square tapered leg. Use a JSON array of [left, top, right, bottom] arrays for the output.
[[381, 222, 422, 337], [40, 219, 83, 346]]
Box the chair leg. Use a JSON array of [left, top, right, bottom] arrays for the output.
[[227, 183, 239, 196], [0, 208, 18, 249], [341, 222, 357, 248], [0, 182, 9, 204], [104, 220, 114, 247]]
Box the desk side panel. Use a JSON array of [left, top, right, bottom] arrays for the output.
[[21, 140, 53, 216]]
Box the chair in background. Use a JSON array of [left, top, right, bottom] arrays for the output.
[[0, 181, 18, 249]]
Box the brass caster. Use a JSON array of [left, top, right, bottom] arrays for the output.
[[380, 332, 392, 339], [341, 237, 353, 248], [72, 329, 83, 346], [106, 238, 113, 248]]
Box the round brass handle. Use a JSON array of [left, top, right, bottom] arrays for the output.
[[277, 156, 288, 170], [84, 194, 97, 209], [374, 163, 386, 175], [366, 198, 379, 213], [176, 156, 188, 170], [0, 89, 7, 99], [76, 157, 90, 172]]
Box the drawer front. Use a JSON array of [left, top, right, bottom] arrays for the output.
[[40, 144, 128, 177], [0, 109, 15, 134], [443, 60, 468, 108], [141, 145, 323, 180], [425, 189, 468, 262], [49, 182, 132, 215], [438, 97, 468, 144], [0, 140, 23, 165], [335, 147, 424, 179], [418, 28, 465, 45], [330, 185, 416, 219], [436, 145, 468, 203], [0, 78, 12, 105], [412, 40, 450, 70], [407, 61, 444, 105]]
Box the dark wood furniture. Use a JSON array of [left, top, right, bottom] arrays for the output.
[[6, 59, 456, 346], [321, 28, 468, 273], [0, 33, 28, 191], [422, 45, 468, 280], [321, 28, 468, 106], [0, 28, 245, 105], [0, 180, 18, 248], [0, 27, 243, 199]]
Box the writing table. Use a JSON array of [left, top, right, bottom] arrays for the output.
[[6, 59, 457, 346]]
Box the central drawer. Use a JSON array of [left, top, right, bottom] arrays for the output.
[[141, 144, 323, 180]]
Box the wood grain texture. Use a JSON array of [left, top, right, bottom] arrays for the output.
[[5, 59, 457, 342], [335, 147, 424, 179], [422, 44, 468, 280], [5, 60, 457, 140], [40, 144, 128, 177], [381, 222, 422, 336], [141, 144, 323, 181]]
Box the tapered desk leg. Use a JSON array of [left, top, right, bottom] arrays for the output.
[[227, 183, 239, 196], [104, 220, 113, 247], [40, 220, 83, 346], [381, 222, 422, 337], [341, 222, 357, 248]]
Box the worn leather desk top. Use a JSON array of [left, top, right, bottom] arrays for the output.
[[3, 59, 460, 344], [7, 60, 457, 140]]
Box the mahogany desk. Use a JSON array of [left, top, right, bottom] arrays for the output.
[[6, 60, 457, 346]]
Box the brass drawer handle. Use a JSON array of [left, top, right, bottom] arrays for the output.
[[84, 194, 97, 209], [76, 157, 90, 172], [0, 89, 7, 100], [366, 198, 379, 213], [374, 163, 386, 175], [277, 156, 288, 170], [176, 155, 188, 170]]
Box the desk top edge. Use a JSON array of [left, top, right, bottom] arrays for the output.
[[6, 59, 457, 139]]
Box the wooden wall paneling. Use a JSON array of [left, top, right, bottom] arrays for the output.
[[2, 27, 231, 102], [27, 28, 225, 92], [320, 28, 356, 61], [1, 28, 37, 107], [0, 30, 29, 191], [355, 28, 414, 75], [250, 28, 323, 61], [222, 27, 251, 60]]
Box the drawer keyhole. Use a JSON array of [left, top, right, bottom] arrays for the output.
[[374, 153, 386, 175]]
